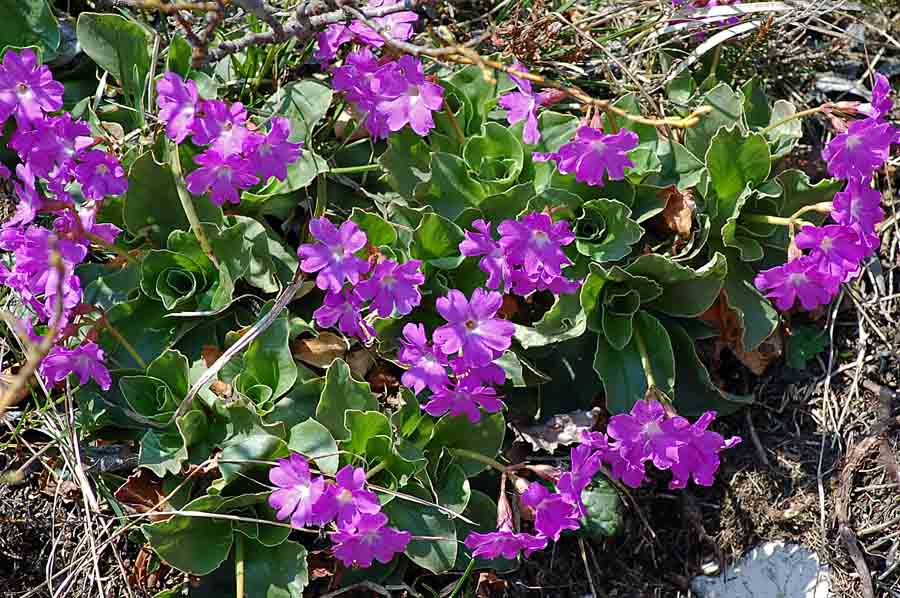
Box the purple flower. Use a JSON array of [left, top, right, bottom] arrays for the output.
[[433, 288, 515, 367], [356, 259, 424, 317], [332, 48, 381, 110], [268, 454, 330, 528], [74, 150, 128, 200], [397, 323, 450, 394], [331, 512, 411, 568], [510, 267, 581, 297], [605, 400, 685, 488], [499, 62, 541, 144], [53, 207, 122, 247], [451, 358, 506, 389], [6, 164, 43, 228], [318, 465, 382, 526], [520, 482, 579, 541], [349, 0, 418, 48], [795, 224, 868, 281], [464, 529, 547, 560], [185, 149, 259, 206], [667, 412, 741, 489], [190, 100, 250, 155], [536, 126, 639, 187], [157, 72, 199, 143], [822, 118, 897, 180], [459, 219, 511, 292], [498, 212, 574, 277], [316, 24, 355, 63], [313, 289, 375, 341], [10, 114, 93, 180], [421, 383, 504, 423], [859, 73, 892, 120], [831, 177, 884, 234], [557, 444, 603, 517], [0, 49, 64, 127], [298, 218, 371, 293], [245, 117, 302, 182], [375, 56, 443, 137], [754, 256, 838, 311], [40, 342, 111, 390]]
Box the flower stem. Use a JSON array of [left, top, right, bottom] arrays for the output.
[[741, 214, 795, 226], [450, 448, 508, 473], [443, 102, 466, 146], [365, 460, 387, 480], [633, 323, 657, 391], [101, 318, 148, 369], [167, 141, 218, 265], [235, 534, 245, 598], [329, 163, 383, 175], [759, 105, 828, 135]]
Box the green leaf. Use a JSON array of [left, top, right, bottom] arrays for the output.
[[266, 379, 324, 432], [239, 302, 297, 401], [532, 111, 580, 153], [350, 208, 397, 247], [78, 261, 141, 310], [602, 288, 640, 349], [514, 293, 587, 348], [578, 477, 622, 539], [437, 464, 471, 516], [723, 255, 779, 351], [0, 1, 60, 57], [626, 252, 727, 317], [427, 153, 487, 221], [665, 322, 753, 416], [262, 80, 333, 141], [380, 128, 432, 198], [288, 418, 339, 475], [140, 250, 207, 310], [594, 311, 675, 413], [166, 35, 191, 77], [765, 100, 803, 158], [645, 141, 705, 191], [764, 170, 842, 253], [138, 428, 187, 477], [344, 410, 392, 458], [241, 151, 328, 203], [102, 295, 182, 368], [411, 212, 465, 270], [448, 65, 499, 132], [463, 122, 524, 191], [706, 127, 771, 228], [315, 359, 379, 441], [76, 13, 150, 120], [685, 82, 744, 159], [575, 199, 643, 263], [786, 325, 827, 370], [382, 484, 457, 574], [428, 412, 505, 477], [244, 539, 309, 598], [217, 409, 289, 486], [124, 152, 223, 247], [120, 375, 177, 424], [741, 78, 771, 130], [142, 497, 233, 575]]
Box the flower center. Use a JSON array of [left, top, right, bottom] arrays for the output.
[[381, 274, 396, 288], [223, 121, 233, 132], [15, 82, 29, 95], [787, 272, 808, 287], [820, 236, 833, 252], [464, 319, 477, 330], [642, 421, 662, 437], [593, 141, 608, 155], [337, 488, 353, 505], [96, 164, 109, 176], [532, 229, 550, 246], [845, 134, 861, 149]]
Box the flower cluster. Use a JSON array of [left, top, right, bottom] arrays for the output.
[[465, 399, 741, 560], [298, 217, 424, 341], [269, 455, 411, 568], [0, 49, 126, 391], [755, 74, 898, 311], [459, 212, 581, 296], [315, 0, 418, 64], [534, 126, 639, 188], [497, 62, 562, 145], [156, 72, 303, 205], [397, 287, 514, 422]]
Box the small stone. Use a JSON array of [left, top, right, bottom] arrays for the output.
[[691, 541, 830, 598]]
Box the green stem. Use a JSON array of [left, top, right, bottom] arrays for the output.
[[329, 163, 383, 175], [444, 102, 466, 146], [102, 320, 148, 370], [449, 557, 476, 598], [633, 323, 656, 391], [168, 142, 217, 265], [742, 214, 795, 226], [450, 449, 508, 473], [235, 534, 245, 598], [759, 105, 827, 135], [365, 461, 387, 480]]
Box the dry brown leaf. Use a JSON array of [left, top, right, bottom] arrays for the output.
[[347, 349, 376, 380], [699, 290, 783, 376], [130, 544, 170, 591], [476, 571, 508, 597], [114, 469, 172, 522], [651, 186, 695, 239], [367, 363, 400, 394], [292, 332, 349, 369], [517, 407, 602, 453], [201, 345, 223, 367]]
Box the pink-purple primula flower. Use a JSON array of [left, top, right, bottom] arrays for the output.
[[464, 528, 547, 560], [822, 118, 897, 180], [268, 454, 330, 528], [40, 342, 112, 391], [184, 150, 259, 206], [156, 72, 199, 143], [422, 383, 504, 423], [298, 218, 371, 293], [754, 256, 837, 312], [0, 49, 64, 127], [375, 56, 443, 137], [356, 259, 424, 317], [319, 465, 382, 526], [520, 482, 579, 541], [245, 116, 303, 182], [313, 289, 376, 341], [397, 323, 450, 394], [433, 288, 515, 367], [499, 62, 541, 144], [536, 126, 639, 187], [331, 512, 411, 568]]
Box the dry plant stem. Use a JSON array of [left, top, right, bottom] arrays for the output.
[[167, 142, 218, 265], [98, 0, 221, 11], [759, 104, 828, 135], [235, 534, 246, 598], [0, 252, 65, 418]]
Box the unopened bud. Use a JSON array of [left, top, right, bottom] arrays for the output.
[[536, 89, 567, 107], [787, 237, 803, 261], [525, 464, 562, 483], [496, 490, 514, 531], [828, 114, 849, 134]]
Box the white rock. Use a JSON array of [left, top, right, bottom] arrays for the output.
[[691, 541, 830, 598]]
